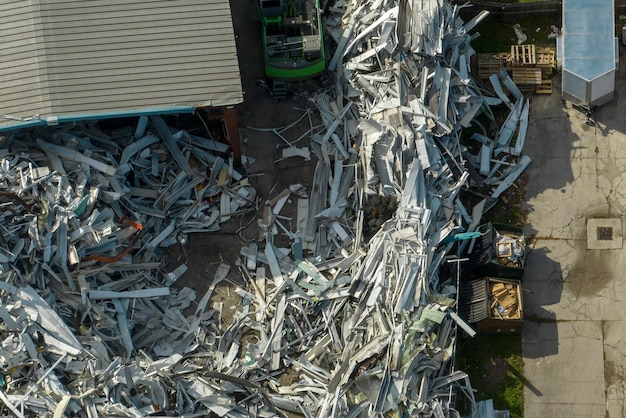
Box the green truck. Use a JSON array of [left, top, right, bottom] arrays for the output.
[[259, 0, 325, 95]]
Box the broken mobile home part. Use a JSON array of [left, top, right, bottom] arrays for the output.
[[0, 0, 533, 416]]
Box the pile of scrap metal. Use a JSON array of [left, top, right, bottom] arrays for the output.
[[233, 0, 531, 417], [236, 1, 530, 417], [0, 116, 259, 417], [0, 1, 535, 418]]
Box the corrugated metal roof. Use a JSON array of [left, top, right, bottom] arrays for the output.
[[562, 0, 615, 81], [0, 0, 243, 128]]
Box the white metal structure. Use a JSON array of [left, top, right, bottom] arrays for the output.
[[557, 0, 617, 107]]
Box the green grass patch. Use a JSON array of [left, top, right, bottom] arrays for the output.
[[456, 334, 525, 417], [493, 352, 524, 418], [470, 15, 560, 53]]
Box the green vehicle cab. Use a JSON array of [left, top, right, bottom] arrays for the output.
[[259, 0, 326, 80]]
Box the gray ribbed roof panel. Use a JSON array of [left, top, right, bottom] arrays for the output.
[[0, 0, 243, 127], [562, 0, 615, 81]]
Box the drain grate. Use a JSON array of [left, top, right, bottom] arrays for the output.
[[597, 226, 613, 241], [587, 219, 622, 249]]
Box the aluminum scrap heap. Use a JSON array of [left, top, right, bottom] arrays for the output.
[[253, 0, 529, 415], [0, 1, 533, 417], [0, 116, 259, 417]]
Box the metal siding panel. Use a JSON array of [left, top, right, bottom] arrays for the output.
[[0, 1, 53, 121], [38, 31, 233, 51], [47, 65, 241, 85], [0, 59, 43, 75], [38, 10, 232, 29], [50, 84, 240, 114], [0, 0, 242, 127], [31, 47, 227, 64], [40, 22, 234, 43], [46, 0, 243, 110], [51, 79, 241, 100], [37, 0, 230, 15], [45, 48, 238, 70], [590, 71, 615, 103], [0, 102, 45, 118], [562, 70, 588, 102]]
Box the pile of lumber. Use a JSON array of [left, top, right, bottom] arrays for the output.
[[490, 281, 522, 319]]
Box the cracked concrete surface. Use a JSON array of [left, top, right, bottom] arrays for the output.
[[603, 320, 626, 417], [523, 321, 605, 417], [522, 49, 626, 417]]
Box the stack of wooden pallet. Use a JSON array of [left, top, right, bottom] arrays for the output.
[[476, 52, 510, 80], [510, 44, 554, 94], [510, 44, 541, 92], [476, 44, 555, 95], [535, 48, 556, 94]]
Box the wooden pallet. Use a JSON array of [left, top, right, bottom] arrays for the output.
[[536, 49, 556, 76], [536, 50, 555, 67], [477, 53, 509, 79], [535, 79, 553, 95], [512, 67, 542, 85], [517, 84, 535, 95], [511, 44, 536, 66]]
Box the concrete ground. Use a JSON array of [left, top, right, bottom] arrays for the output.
[[522, 49, 626, 416]]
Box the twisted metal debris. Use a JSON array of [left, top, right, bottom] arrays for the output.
[[0, 1, 532, 417]]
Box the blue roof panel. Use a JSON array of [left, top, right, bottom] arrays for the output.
[[562, 0, 615, 81], [565, 0, 610, 11]]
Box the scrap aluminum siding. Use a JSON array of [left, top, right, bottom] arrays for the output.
[[0, 0, 243, 129], [559, 0, 616, 106]]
